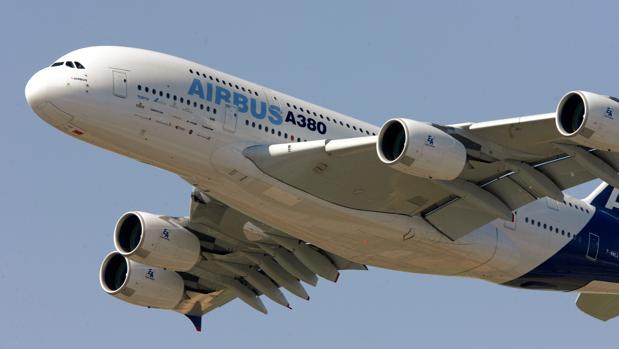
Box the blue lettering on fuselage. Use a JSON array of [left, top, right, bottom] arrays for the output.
[[187, 78, 327, 134]]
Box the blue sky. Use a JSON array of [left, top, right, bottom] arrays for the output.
[[2, 0, 619, 347]]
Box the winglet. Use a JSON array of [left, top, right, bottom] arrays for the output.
[[184, 314, 202, 332]]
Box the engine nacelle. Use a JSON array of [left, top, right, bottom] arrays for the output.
[[99, 252, 185, 309], [114, 211, 201, 271], [376, 118, 467, 180], [556, 90, 619, 152]]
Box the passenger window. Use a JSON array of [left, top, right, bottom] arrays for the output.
[[74, 62, 85, 69], [65, 61, 75, 68]]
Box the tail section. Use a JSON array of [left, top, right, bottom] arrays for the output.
[[585, 182, 619, 216]]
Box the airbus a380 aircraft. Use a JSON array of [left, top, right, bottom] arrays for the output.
[[25, 46, 619, 330]]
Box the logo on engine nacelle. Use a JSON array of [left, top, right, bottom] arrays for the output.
[[606, 106, 615, 119], [161, 228, 170, 240], [145, 269, 155, 280], [425, 135, 435, 147]]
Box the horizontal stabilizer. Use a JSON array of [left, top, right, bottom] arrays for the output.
[[576, 293, 619, 321]]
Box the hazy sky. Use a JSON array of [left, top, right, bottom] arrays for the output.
[[2, 0, 619, 347]]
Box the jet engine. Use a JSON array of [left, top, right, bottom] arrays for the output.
[[556, 90, 619, 152], [376, 118, 467, 180], [114, 211, 201, 271], [99, 251, 185, 309]]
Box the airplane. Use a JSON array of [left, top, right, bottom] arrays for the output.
[[24, 46, 619, 331]]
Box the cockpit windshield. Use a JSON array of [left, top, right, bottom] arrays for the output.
[[50, 61, 85, 69]]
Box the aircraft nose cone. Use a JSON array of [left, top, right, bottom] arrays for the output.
[[25, 70, 47, 108]]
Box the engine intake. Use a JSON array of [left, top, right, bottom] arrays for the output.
[[556, 90, 619, 152], [377, 118, 467, 180], [99, 251, 185, 309], [114, 211, 201, 271]]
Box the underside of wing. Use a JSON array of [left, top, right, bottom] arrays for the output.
[[182, 192, 367, 327], [576, 293, 619, 321]]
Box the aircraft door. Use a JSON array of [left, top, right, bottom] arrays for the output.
[[263, 88, 281, 110], [112, 71, 127, 98], [587, 233, 600, 261], [224, 104, 237, 132]]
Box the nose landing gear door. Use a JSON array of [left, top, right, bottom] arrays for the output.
[[112, 71, 127, 98]]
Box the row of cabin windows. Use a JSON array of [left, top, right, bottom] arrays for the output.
[[285, 102, 376, 136], [137, 85, 217, 114], [188, 68, 376, 137], [50, 61, 85, 69], [565, 201, 590, 214], [524, 217, 574, 239], [189, 68, 259, 97], [244, 119, 307, 142]]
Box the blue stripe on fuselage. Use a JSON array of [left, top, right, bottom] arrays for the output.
[[504, 208, 619, 291]]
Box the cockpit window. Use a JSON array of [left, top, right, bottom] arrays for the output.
[[65, 61, 75, 68], [74, 61, 85, 69], [51, 62, 64, 67]]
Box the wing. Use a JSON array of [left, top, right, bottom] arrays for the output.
[[171, 190, 367, 330], [243, 113, 619, 240], [576, 293, 619, 321]]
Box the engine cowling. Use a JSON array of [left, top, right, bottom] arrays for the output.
[[376, 118, 467, 180], [114, 211, 201, 271], [99, 251, 185, 309], [556, 90, 619, 152]]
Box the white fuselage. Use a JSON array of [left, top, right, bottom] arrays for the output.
[[25, 46, 603, 290]]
